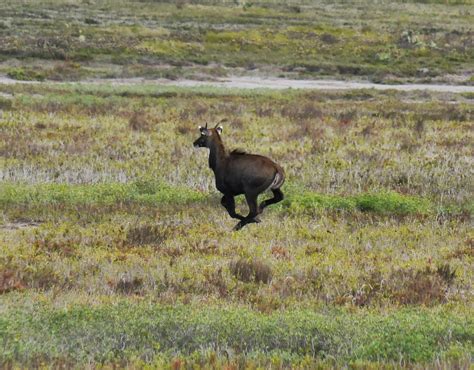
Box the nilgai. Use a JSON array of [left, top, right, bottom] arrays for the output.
[[193, 123, 285, 230]]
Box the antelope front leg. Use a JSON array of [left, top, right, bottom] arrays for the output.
[[221, 195, 244, 220], [233, 193, 261, 230]]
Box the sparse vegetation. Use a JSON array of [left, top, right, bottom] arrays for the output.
[[1, 81, 472, 367], [0, 1, 473, 367], [0, 0, 473, 83]]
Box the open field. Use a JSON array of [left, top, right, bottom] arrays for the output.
[[1, 80, 473, 367], [1, 0, 473, 84], [1, 0, 473, 367]]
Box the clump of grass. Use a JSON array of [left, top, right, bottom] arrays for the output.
[[448, 238, 474, 259], [22, 265, 60, 290], [413, 118, 425, 135], [229, 258, 272, 284], [0, 97, 13, 110], [386, 264, 456, 306], [281, 102, 323, 122], [0, 270, 25, 294], [84, 17, 100, 25], [270, 246, 290, 260], [128, 111, 152, 132], [255, 105, 274, 118], [109, 274, 144, 295], [7, 68, 45, 81], [33, 228, 79, 257], [354, 192, 431, 215], [290, 121, 325, 142], [125, 224, 175, 247], [320, 33, 338, 44], [348, 264, 457, 307], [348, 271, 384, 307], [203, 267, 227, 297], [46, 62, 86, 81], [176, 124, 192, 135]]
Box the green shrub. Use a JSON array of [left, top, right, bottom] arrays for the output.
[[0, 182, 206, 207], [283, 191, 432, 216], [7, 68, 45, 82]]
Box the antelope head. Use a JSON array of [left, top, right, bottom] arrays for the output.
[[193, 122, 223, 148]]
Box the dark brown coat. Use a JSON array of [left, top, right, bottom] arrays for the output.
[[193, 123, 285, 230]]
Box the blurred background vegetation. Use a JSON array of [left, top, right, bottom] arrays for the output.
[[0, 0, 473, 83]]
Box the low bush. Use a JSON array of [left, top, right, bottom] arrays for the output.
[[7, 68, 46, 81], [229, 258, 272, 284]]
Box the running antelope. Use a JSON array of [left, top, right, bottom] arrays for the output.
[[193, 123, 285, 230]]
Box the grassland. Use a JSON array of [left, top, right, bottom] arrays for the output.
[[0, 1, 473, 368], [0, 79, 473, 367], [1, 0, 473, 83]]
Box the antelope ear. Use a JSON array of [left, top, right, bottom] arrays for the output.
[[216, 125, 223, 135]]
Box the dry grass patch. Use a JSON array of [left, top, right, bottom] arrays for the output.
[[125, 224, 176, 247], [0, 269, 25, 294], [229, 258, 272, 284], [128, 111, 155, 132], [108, 274, 144, 295]]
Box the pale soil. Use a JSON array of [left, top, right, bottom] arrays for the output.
[[1, 75, 474, 93]]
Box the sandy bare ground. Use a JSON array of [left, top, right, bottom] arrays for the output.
[[1, 75, 474, 93], [164, 77, 474, 93]]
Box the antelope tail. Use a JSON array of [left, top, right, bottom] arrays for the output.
[[270, 167, 285, 190]]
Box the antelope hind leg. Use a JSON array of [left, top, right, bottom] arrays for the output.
[[259, 188, 284, 211]]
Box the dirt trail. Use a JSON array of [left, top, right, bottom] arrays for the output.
[[1, 75, 473, 93], [167, 77, 474, 93]]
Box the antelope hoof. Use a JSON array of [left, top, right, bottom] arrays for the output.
[[233, 221, 245, 231]]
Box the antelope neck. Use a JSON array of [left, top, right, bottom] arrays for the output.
[[208, 136, 228, 171]]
